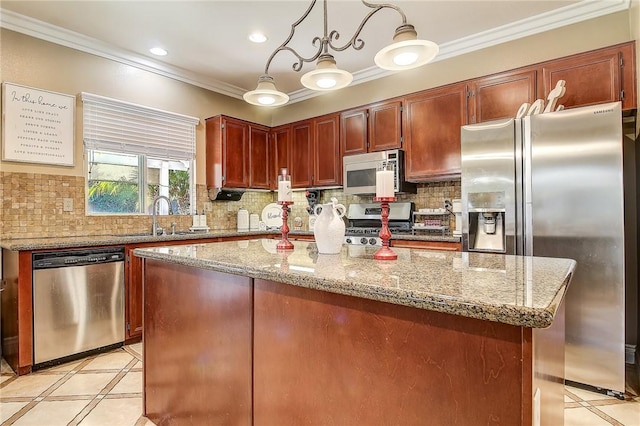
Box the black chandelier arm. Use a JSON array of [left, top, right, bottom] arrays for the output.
[[327, 0, 408, 52]]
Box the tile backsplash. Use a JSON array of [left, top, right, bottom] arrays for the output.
[[0, 171, 460, 239]]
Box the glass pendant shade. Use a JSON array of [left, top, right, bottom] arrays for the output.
[[374, 24, 439, 71], [243, 75, 289, 106], [300, 55, 353, 91]]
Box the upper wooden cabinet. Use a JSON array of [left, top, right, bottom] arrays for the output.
[[340, 100, 402, 156], [249, 125, 270, 189], [341, 108, 368, 156], [541, 42, 636, 111], [369, 100, 402, 152], [313, 113, 341, 187], [269, 125, 291, 190], [403, 83, 468, 182], [205, 115, 270, 190], [468, 69, 538, 123], [290, 114, 341, 188], [290, 120, 313, 188]]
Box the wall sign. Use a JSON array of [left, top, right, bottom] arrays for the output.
[[2, 82, 75, 166]]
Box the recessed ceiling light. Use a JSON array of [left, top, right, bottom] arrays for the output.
[[149, 47, 168, 56], [249, 33, 267, 43]]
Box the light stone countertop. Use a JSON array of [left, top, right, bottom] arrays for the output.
[[134, 239, 575, 329], [0, 230, 460, 251]]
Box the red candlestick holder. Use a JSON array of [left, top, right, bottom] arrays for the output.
[[373, 196, 397, 260], [276, 201, 294, 250]]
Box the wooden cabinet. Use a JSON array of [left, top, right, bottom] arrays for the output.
[[290, 114, 341, 188], [340, 100, 402, 156], [340, 108, 368, 156], [541, 42, 636, 111], [313, 113, 341, 187], [390, 240, 461, 251], [205, 115, 270, 190], [468, 69, 538, 123], [144, 261, 253, 425], [403, 83, 468, 182], [290, 120, 313, 188], [249, 124, 270, 189], [269, 125, 291, 190]]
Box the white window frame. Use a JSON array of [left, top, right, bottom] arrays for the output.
[[81, 92, 199, 215]]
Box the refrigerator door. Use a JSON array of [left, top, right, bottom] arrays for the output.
[[461, 118, 520, 254], [526, 102, 624, 393]]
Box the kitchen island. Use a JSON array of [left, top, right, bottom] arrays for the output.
[[135, 239, 574, 426]]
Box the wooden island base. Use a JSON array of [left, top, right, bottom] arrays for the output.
[[143, 259, 565, 426]]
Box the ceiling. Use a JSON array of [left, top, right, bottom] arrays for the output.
[[0, 0, 630, 104]]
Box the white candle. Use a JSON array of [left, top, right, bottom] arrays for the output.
[[376, 170, 394, 198], [278, 180, 292, 202]]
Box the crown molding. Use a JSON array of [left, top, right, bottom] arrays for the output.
[[1, 0, 631, 105]]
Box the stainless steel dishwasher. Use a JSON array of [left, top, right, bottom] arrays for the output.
[[32, 247, 125, 365]]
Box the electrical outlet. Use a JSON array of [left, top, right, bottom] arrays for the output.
[[63, 198, 73, 212]]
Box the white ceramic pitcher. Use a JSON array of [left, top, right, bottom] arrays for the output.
[[313, 197, 346, 254]]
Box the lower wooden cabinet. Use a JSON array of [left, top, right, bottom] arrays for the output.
[[390, 239, 461, 251], [144, 260, 252, 425]]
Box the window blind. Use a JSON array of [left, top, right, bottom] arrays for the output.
[[81, 92, 199, 160]]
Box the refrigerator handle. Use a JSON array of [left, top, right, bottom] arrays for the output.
[[523, 118, 533, 256]]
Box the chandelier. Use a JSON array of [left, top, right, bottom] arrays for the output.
[[243, 0, 439, 107]]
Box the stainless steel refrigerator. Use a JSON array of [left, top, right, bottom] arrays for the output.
[[460, 101, 634, 397]]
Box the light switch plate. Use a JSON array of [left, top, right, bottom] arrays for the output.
[[63, 198, 73, 212]]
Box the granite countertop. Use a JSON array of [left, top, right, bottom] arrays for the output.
[[0, 230, 460, 251], [134, 239, 574, 329]]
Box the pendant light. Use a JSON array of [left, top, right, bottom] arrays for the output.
[[375, 24, 439, 70], [244, 0, 438, 107], [300, 54, 353, 91], [243, 75, 289, 107]]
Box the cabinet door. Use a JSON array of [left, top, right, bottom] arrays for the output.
[[291, 120, 313, 188], [341, 108, 368, 156], [249, 125, 270, 189], [369, 100, 402, 151], [223, 117, 249, 188], [403, 83, 467, 181], [314, 113, 341, 187], [126, 247, 143, 340], [542, 44, 635, 110], [469, 69, 537, 123], [270, 125, 291, 190]]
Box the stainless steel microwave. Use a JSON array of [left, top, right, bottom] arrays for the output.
[[342, 149, 416, 195]]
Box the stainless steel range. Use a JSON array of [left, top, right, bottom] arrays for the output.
[[344, 202, 413, 246]]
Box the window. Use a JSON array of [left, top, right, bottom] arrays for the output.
[[81, 93, 199, 215]]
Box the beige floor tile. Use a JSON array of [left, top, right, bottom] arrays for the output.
[[564, 407, 612, 426], [12, 399, 90, 426], [1, 375, 13, 384], [133, 361, 142, 369], [565, 394, 576, 402], [566, 386, 619, 402], [1, 358, 15, 374], [128, 343, 142, 357], [45, 360, 82, 372], [50, 373, 117, 397], [78, 396, 143, 426], [597, 400, 640, 425], [82, 351, 134, 371], [109, 371, 142, 394], [0, 373, 63, 398], [0, 401, 30, 423]]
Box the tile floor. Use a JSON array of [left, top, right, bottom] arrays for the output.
[[1, 345, 639, 425], [0, 344, 155, 426]]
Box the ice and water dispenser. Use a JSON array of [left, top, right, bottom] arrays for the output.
[[465, 192, 506, 253]]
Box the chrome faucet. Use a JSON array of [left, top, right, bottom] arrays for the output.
[[152, 195, 172, 236]]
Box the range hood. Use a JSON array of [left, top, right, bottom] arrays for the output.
[[208, 188, 245, 202]]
